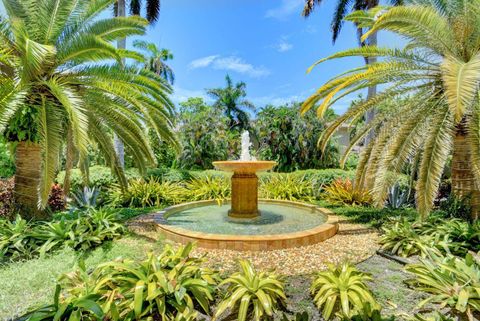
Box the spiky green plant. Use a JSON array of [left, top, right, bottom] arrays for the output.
[[214, 260, 286, 321], [184, 174, 230, 203], [323, 179, 372, 206], [310, 262, 380, 320], [302, 0, 480, 219], [0, 0, 177, 215], [405, 253, 480, 321], [260, 174, 314, 202]]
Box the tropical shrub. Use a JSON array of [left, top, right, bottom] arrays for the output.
[[438, 194, 472, 221], [310, 262, 380, 320], [109, 178, 185, 208], [47, 184, 66, 212], [323, 179, 372, 206], [70, 186, 101, 211], [0, 215, 40, 261], [255, 104, 339, 172], [405, 253, 480, 321], [184, 175, 230, 203], [25, 244, 217, 321], [57, 166, 141, 191], [408, 312, 455, 321], [260, 174, 314, 202], [214, 260, 286, 321]]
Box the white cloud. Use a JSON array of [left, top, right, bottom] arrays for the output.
[[189, 55, 270, 78], [265, 0, 303, 20], [189, 55, 219, 69], [274, 36, 293, 52]]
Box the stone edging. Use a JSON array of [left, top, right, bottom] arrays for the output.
[[152, 199, 339, 251]]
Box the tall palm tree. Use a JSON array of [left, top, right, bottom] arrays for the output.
[[114, 0, 161, 168], [133, 40, 175, 84], [302, 0, 480, 220], [0, 0, 177, 218], [302, 0, 403, 143], [207, 75, 255, 131]]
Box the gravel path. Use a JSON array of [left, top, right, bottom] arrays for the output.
[[129, 215, 379, 275]]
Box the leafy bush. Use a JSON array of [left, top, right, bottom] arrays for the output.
[[57, 166, 141, 190], [25, 244, 217, 321], [323, 179, 372, 206], [215, 260, 286, 321], [109, 178, 185, 208], [310, 262, 380, 320], [438, 194, 472, 221], [405, 253, 480, 321], [184, 174, 230, 203], [255, 104, 339, 172], [0, 209, 125, 262], [260, 174, 313, 202]]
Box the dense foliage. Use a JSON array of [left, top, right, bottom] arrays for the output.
[[255, 104, 339, 172]]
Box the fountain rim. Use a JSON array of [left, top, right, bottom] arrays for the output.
[[152, 199, 339, 251], [212, 160, 277, 173]]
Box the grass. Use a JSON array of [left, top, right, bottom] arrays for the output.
[[0, 235, 164, 320]]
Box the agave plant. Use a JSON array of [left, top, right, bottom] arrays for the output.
[[0, 0, 177, 216], [310, 262, 380, 320], [70, 186, 101, 211], [302, 0, 480, 219], [405, 253, 480, 321], [214, 260, 286, 321]]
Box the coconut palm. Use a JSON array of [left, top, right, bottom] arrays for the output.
[[302, 0, 480, 219], [0, 0, 177, 217], [114, 0, 161, 167], [207, 75, 255, 131], [133, 40, 175, 85]]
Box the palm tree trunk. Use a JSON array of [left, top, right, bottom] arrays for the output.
[[114, 0, 126, 168], [364, 31, 377, 145], [452, 122, 480, 220], [14, 142, 48, 219]]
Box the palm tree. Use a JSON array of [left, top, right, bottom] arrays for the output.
[[114, 0, 161, 168], [133, 40, 175, 85], [302, 0, 403, 143], [207, 75, 255, 131], [0, 0, 177, 218], [302, 0, 480, 219]]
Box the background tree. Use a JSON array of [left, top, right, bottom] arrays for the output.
[[302, 0, 480, 219], [114, 0, 161, 168], [302, 0, 403, 143], [134, 40, 175, 84], [207, 75, 255, 131], [0, 0, 176, 217], [255, 103, 339, 172]]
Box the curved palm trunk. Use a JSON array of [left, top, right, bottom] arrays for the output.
[[114, 0, 126, 168], [14, 142, 48, 219], [452, 124, 480, 220]]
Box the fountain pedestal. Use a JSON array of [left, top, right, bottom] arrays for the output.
[[212, 161, 276, 219], [230, 173, 259, 218]]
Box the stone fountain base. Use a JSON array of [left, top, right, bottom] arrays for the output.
[[229, 172, 259, 219]]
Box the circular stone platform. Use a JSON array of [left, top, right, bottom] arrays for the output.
[[152, 199, 338, 251]]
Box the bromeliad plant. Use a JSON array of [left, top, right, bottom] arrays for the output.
[[310, 262, 380, 320], [302, 0, 480, 219], [214, 260, 286, 321], [0, 215, 40, 261], [24, 244, 217, 321], [405, 253, 480, 321], [323, 179, 372, 206]]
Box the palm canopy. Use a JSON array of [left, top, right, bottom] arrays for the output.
[[0, 0, 177, 208], [207, 75, 255, 131], [302, 0, 480, 217], [302, 0, 404, 43], [133, 40, 175, 85]]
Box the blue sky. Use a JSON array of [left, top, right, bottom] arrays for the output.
[[0, 0, 401, 114], [140, 0, 401, 114]]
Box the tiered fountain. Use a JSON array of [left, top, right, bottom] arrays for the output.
[[153, 131, 338, 251]]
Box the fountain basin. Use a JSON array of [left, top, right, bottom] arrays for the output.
[[212, 161, 277, 174], [152, 199, 338, 251]]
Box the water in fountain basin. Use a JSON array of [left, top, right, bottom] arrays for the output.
[[164, 203, 327, 235]]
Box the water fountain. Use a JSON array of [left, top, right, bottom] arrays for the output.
[[212, 131, 276, 219], [152, 131, 338, 251]]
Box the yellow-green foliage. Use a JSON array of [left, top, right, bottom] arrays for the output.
[[260, 174, 313, 202], [310, 262, 380, 320], [184, 174, 230, 203], [214, 260, 286, 321], [323, 179, 372, 206]]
